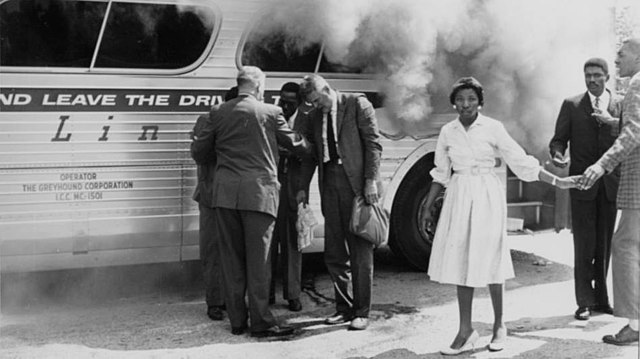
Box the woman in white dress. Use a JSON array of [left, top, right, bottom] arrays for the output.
[[420, 77, 578, 355]]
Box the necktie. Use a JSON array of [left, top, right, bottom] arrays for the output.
[[594, 97, 602, 128], [327, 112, 338, 161]]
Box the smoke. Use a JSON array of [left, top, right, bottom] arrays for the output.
[[249, 0, 631, 156]]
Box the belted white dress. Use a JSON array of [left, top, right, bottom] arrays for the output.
[[427, 115, 541, 287]]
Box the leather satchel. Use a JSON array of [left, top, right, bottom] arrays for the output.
[[349, 195, 389, 247]]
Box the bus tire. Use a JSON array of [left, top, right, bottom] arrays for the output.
[[389, 155, 442, 272]]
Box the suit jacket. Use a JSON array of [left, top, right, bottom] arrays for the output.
[[299, 92, 382, 204], [549, 90, 623, 201], [279, 106, 314, 211], [191, 114, 216, 208], [191, 94, 308, 218], [596, 73, 640, 209]]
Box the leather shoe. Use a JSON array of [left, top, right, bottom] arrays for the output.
[[250, 325, 295, 338], [231, 325, 247, 335], [592, 304, 614, 315], [603, 325, 639, 346], [207, 306, 224, 321], [574, 306, 590, 320], [348, 317, 369, 330], [324, 312, 352, 325], [440, 330, 479, 356], [288, 299, 302, 312]]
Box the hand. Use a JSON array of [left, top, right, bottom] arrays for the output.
[[296, 190, 308, 204], [419, 205, 434, 232], [580, 164, 605, 190], [593, 108, 618, 127], [550, 152, 569, 168], [363, 179, 379, 205], [555, 175, 580, 190]]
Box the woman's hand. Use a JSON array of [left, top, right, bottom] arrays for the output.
[[555, 175, 580, 190]]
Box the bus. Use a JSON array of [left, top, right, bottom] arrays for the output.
[[0, 0, 509, 273]]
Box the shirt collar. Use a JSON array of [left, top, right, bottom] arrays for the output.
[[454, 113, 487, 130], [237, 92, 256, 99], [587, 89, 610, 106]]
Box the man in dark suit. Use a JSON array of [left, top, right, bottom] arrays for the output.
[[549, 58, 623, 320], [190, 86, 238, 321], [191, 66, 308, 338], [297, 74, 382, 331], [191, 113, 225, 321], [269, 82, 309, 312]]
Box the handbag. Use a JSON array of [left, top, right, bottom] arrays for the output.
[[296, 203, 318, 251], [349, 195, 389, 247]]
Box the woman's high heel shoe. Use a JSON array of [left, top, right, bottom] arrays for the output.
[[440, 330, 479, 356], [489, 326, 507, 351]]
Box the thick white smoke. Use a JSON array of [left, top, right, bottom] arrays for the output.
[[252, 0, 636, 156]]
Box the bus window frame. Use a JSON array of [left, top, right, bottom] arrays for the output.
[[0, 0, 222, 75]]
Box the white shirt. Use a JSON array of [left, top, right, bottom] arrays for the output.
[[430, 114, 541, 187], [588, 90, 610, 112], [288, 110, 298, 128], [322, 99, 339, 163]]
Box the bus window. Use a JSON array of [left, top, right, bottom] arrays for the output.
[[241, 20, 371, 74], [95, 2, 214, 69], [0, 0, 107, 67], [0, 0, 218, 71], [241, 28, 320, 73]]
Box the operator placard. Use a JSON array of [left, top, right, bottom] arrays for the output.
[[20, 172, 134, 202]]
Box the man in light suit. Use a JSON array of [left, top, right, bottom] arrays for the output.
[[582, 38, 640, 346], [297, 74, 382, 331], [191, 66, 308, 338], [549, 58, 623, 320]]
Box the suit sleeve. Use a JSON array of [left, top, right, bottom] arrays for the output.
[[190, 109, 217, 164], [549, 99, 571, 158], [355, 96, 382, 180], [274, 109, 311, 156], [597, 78, 640, 171], [608, 96, 623, 137], [297, 112, 318, 195]]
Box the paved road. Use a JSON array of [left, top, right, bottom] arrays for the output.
[[0, 230, 638, 358]]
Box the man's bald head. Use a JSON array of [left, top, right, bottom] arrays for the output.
[[616, 37, 640, 78]]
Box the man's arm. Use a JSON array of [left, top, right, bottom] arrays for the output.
[[355, 95, 383, 204], [582, 79, 640, 188], [190, 113, 216, 164], [549, 100, 572, 168], [274, 111, 311, 157], [355, 96, 382, 180], [294, 111, 318, 204]]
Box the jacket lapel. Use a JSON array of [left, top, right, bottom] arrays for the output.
[[605, 89, 618, 116], [579, 92, 593, 117], [313, 109, 324, 155], [579, 92, 600, 128], [337, 92, 347, 136]]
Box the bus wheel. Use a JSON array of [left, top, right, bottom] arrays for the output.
[[389, 156, 443, 271]]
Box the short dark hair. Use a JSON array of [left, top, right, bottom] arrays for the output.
[[224, 86, 238, 101], [584, 57, 609, 75], [449, 77, 484, 106], [280, 82, 300, 94]]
